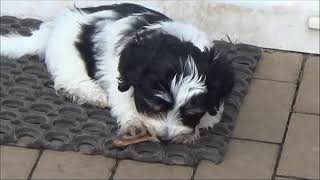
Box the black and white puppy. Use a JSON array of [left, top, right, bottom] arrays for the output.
[[0, 3, 234, 143]]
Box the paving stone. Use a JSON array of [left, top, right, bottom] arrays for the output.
[[0, 145, 39, 179], [195, 140, 278, 179], [254, 51, 303, 82], [277, 113, 319, 179], [31, 150, 116, 179], [233, 79, 295, 142], [295, 56, 320, 114], [114, 160, 193, 179]]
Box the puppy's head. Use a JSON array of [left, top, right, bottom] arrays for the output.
[[118, 31, 234, 142]]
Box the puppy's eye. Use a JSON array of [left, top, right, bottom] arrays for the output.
[[144, 98, 162, 112], [184, 107, 205, 115]]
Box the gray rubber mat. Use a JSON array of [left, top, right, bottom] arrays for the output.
[[0, 16, 262, 166]]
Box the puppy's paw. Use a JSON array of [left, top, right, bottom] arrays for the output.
[[118, 117, 146, 137], [95, 94, 109, 108]]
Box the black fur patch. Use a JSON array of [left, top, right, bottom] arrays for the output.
[[74, 23, 98, 79], [205, 47, 235, 115]]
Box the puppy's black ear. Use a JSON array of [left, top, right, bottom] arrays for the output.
[[117, 65, 146, 92], [205, 47, 235, 115]]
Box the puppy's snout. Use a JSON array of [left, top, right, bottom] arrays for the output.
[[158, 126, 173, 143]]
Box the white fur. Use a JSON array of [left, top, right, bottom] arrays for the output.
[[171, 56, 207, 106], [0, 22, 53, 59], [0, 6, 223, 142], [147, 21, 213, 51]]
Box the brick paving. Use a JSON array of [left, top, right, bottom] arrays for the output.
[[0, 51, 319, 180]]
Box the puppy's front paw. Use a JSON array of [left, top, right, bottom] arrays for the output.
[[95, 94, 109, 108], [118, 117, 146, 137]]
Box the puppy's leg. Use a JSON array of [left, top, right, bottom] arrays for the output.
[[55, 78, 108, 108], [48, 54, 108, 107], [105, 84, 144, 136]]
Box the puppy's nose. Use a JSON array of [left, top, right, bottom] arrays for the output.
[[159, 133, 172, 145], [159, 136, 171, 145], [159, 127, 170, 141], [160, 139, 171, 145]]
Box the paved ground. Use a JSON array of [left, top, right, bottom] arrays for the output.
[[1, 50, 319, 180]]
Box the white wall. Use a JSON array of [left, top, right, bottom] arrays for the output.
[[1, 0, 319, 54]]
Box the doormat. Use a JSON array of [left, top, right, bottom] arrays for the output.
[[0, 16, 262, 166]]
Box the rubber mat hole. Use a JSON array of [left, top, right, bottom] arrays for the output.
[[31, 103, 53, 113], [59, 106, 83, 116], [23, 114, 47, 125], [47, 113, 58, 117], [239, 61, 251, 66], [22, 65, 45, 76], [54, 100, 63, 105], [136, 149, 154, 156], [8, 87, 29, 97], [52, 119, 76, 129], [45, 132, 68, 147], [2, 99, 24, 109], [88, 110, 110, 120], [0, 125, 10, 135], [0, 61, 17, 69], [40, 123, 51, 130], [167, 154, 186, 165], [10, 69, 21, 75], [0, 16, 17, 24], [202, 141, 222, 149], [70, 128, 81, 133], [82, 123, 105, 134], [0, 73, 10, 83], [25, 96, 35, 101], [19, 108, 28, 113], [11, 120, 22, 125], [0, 111, 17, 121], [0, 72, 10, 78], [40, 92, 59, 101], [15, 76, 37, 86], [10, 23, 21, 28]]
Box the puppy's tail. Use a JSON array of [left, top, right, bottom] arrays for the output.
[[0, 22, 53, 59]]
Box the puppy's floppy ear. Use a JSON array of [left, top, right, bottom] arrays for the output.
[[118, 65, 147, 92], [117, 33, 146, 92], [205, 46, 235, 115], [118, 31, 162, 92]]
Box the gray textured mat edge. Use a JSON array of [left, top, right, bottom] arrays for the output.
[[0, 16, 262, 166]]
